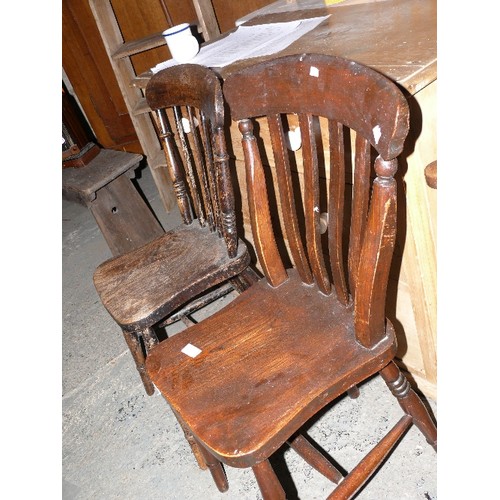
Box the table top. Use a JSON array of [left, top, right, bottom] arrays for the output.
[[220, 0, 436, 96]]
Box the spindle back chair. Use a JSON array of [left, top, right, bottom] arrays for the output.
[[146, 54, 437, 498], [93, 64, 256, 400]]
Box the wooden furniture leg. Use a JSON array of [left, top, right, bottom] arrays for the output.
[[195, 441, 229, 492], [252, 460, 286, 500], [380, 361, 437, 450], [121, 329, 155, 396], [287, 434, 343, 483]]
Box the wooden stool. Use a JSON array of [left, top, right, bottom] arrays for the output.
[[62, 148, 164, 256]]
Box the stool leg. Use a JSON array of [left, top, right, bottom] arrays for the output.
[[380, 361, 437, 450], [121, 329, 155, 396]]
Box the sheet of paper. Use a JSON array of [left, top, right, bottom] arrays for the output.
[[236, 0, 390, 26], [151, 15, 330, 74]]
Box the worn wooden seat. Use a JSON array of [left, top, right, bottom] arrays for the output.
[[93, 64, 257, 403], [146, 54, 437, 498], [62, 148, 164, 256]]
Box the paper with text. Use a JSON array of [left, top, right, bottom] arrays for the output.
[[151, 15, 330, 73]]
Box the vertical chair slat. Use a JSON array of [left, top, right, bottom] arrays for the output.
[[239, 119, 288, 287], [213, 125, 238, 258], [154, 109, 193, 225], [267, 114, 313, 285], [354, 157, 398, 347], [299, 113, 331, 295], [348, 133, 371, 298], [199, 111, 222, 235], [328, 120, 349, 305], [187, 106, 215, 230], [173, 105, 205, 225]]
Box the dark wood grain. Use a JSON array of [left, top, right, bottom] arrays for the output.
[[94, 224, 249, 330], [147, 270, 396, 467], [328, 120, 349, 304], [147, 64, 239, 257], [239, 118, 288, 287], [93, 65, 254, 400], [146, 54, 436, 498], [268, 114, 313, 284]]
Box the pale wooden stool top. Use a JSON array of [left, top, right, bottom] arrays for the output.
[[62, 149, 143, 204]]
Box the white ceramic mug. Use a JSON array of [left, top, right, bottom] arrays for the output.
[[162, 23, 199, 63]]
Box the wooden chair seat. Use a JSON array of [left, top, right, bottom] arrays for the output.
[[94, 223, 250, 331], [146, 269, 396, 467]]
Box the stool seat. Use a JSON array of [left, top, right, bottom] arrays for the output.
[[62, 148, 164, 256], [62, 148, 142, 204]]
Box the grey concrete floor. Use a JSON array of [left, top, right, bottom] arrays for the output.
[[62, 164, 437, 500]]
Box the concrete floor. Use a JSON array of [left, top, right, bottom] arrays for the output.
[[62, 164, 437, 499]]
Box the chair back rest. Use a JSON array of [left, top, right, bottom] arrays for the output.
[[146, 64, 238, 258], [223, 54, 410, 347]]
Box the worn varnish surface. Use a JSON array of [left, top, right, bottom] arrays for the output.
[[62, 149, 164, 256], [147, 54, 436, 497], [93, 224, 249, 330], [147, 269, 396, 466], [218, 0, 436, 95], [93, 65, 255, 400]]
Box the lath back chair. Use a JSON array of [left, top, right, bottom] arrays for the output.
[[146, 54, 437, 498], [93, 64, 256, 401]]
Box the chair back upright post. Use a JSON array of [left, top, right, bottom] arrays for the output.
[[224, 54, 410, 348], [147, 64, 238, 258]]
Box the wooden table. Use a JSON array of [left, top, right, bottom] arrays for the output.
[[63, 149, 164, 257], [222, 0, 437, 400]]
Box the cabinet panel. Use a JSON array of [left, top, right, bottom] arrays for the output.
[[63, 0, 141, 151]]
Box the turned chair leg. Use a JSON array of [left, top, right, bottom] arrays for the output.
[[195, 440, 228, 492], [380, 361, 437, 450], [121, 329, 155, 396], [141, 326, 159, 353], [253, 460, 286, 500], [171, 410, 207, 470]]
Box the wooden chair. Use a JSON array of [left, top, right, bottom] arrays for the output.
[[93, 64, 257, 401], [146, 54, 437, 498]]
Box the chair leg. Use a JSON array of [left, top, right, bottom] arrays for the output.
[[195, 441, 229, 492], [141, 326, 159, 353], [252, 460, 286, 500], [380, 361, 437, 450], [231, 267, 261, 293], [287, 433, 343, 484], [347, 386, 360, 399], [240, 266, 260, 288], [121, 329, 155, 396], [171, 411, 207, 470]]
